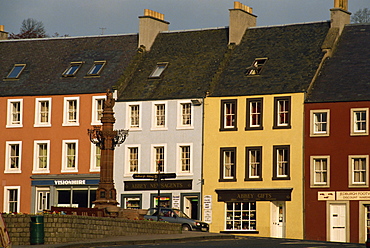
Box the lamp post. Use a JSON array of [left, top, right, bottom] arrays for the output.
[[88, 89, 128, 214]]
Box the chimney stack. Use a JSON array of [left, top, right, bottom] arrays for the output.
[[0, 25, 8, 40], [229, 1, 257, 45], [330, 0, 350, 35], [139, 9, 169, 51]]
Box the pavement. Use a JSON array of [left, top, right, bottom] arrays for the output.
[[13, 231, 236, 248]]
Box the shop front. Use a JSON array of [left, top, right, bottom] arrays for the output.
[[30, 174, 100, 213], [213, 188, 292, 237]]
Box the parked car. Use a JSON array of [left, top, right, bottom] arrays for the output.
[[144, 207, 209, 232]]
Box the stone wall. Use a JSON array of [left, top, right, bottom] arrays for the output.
[[3, 214, 181, 245]]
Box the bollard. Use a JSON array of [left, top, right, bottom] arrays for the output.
[[30, 215, 44, 245]]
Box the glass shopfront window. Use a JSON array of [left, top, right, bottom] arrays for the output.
[[226, 202, 256, 231], [56, 187, 96, 208]]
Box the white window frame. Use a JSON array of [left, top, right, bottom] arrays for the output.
[[351, 108, 369, 136], [124, 144, 141, 176], [6, 99, 23, 128], [310, 109, 330, 137], [4, 141, 22, 173], [151, 144, 167, 172], [151, 101, 168, 130], [348, 155, 369, 187], [177, 100, 193, 129], [225, 202, 257, 231], [3, 186, 20, 213], [126, 102, 142, 130], [33, 140, 50, 173], [176, 143, 193, 174], [91, 95, 106, 125], [89, 144, 101, 172], [34, 98, 52, 127], [310, 155, 330, 188], [63, 97, 80, 126], [61, 140, 79, 173]]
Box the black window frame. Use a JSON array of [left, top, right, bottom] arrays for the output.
[[220, 99, 238, 131], [273, 96, 291, 129], [245, 146, 262, 181], [272, 145, 290, 180], [219, 147, 237, 182], [246, 98, 263, 130]]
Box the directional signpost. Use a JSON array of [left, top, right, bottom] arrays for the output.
[[132, 172, 176, 221]]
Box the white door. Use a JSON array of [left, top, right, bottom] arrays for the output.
[[271, 201, 285, 238], [36, 189, 50, 212], [329, 204, 346, 242]]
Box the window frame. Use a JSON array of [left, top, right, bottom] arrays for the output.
[[225, 202, 257, 231], [245, 146, 262, 181], [177, 143, 193, 174], [310, 109, 330, 137], [91, 95, 106, 125], [149, 62, 168, 78], [127, 102, 142, 130], [89, 143, 101, 172], [34, 98, 52, 127], [86, 61, 106, 76], [272, 145, 290, 180], [61, 140, 79, 173], [151, 102, 168, 130], [3, 186, 20, 213], [348, 155, 369, 188], [62, 62, 83, 77], [6, 99, 23, 128], [219, 147, 237, 182], [151, 144, 167, 173], [6, 64, 26, 79], [33, 140, 50, 173], [125, 144, 141, 176], [351, 108, 369, 136], [310, 155, 330, 188], [273, 96, 291, 129], [177, 100, 193, 129], [220, 99, 238, 131], [63, 97, 80, 126], [246, 98, 263, 130], [246, 58, 268, 76], [4, 141, 22, 174]]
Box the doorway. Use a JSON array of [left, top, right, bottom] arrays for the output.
[[329, 203, 346, 242], [271, 201, 286, 238]]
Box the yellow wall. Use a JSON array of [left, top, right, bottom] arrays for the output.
[[203, 93, 304, 239]]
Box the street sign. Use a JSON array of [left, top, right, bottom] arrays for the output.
[[132, 173, 176, 180]]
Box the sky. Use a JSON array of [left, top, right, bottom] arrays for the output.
[[0, 0, 368, 37]]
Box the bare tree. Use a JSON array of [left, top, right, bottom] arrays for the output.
[[351, 8, 370, 24], [9, 18, 48, 39]]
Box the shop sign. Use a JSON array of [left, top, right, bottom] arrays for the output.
[[54, 180, 86, 185], [318, 191, 335, 201], [204, 195, 212, 210], [31, 179, 99, 186], [336, 191, 370, 200], [124, 180, 192, 191], [215, 188, 292, 202], [204, 210, 212, 224], [172, 195, 180, 209]]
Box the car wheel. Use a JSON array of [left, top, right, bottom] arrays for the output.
[[182, 224, 191, 231]]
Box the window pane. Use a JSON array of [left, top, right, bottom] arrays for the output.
[[67, 143, 76, 168], [223, 150, 234, 178], [40, 101, 49, 123], [130, 105, 140, 127], [11, 102, 21, 124], [38, 143, 48, 169], [129, 147, 138, 172], [181, 103, 191, 126], [181, 146, 190, 172], [10, 144, 19, 169], [225, 202, 256, 231], [68, 100, 77, 122], [156, 104, 165, 127], [155, 147, 164, 172], [8, 65, 25, 79]]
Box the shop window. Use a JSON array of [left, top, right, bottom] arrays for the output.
[[273, 96, 291, 129], [57, 187, 96, 208], [226, 202, 256, 231], [6, 99, 23, 128], [121, 194, 142, 209], [220, 99, 237, 131], [219, 147, 236, 181], [245, 147, 262, 181], [150, 193, 172, 208], [246, 98, 263, 130], [272, 145, 290, 180]]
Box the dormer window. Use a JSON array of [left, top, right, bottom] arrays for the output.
[[246, 58, 268, 76], [7, 64, 26, 79], [87, 61, 106, 76], [149, 62, 168, 78], [62, 62, 83, 77]]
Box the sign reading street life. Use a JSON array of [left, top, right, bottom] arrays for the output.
[[132, 173, 176, 180]]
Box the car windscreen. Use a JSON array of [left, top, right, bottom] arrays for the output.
[[173, 209, 190, 219]]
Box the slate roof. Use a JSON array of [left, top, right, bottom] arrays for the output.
[[211, 21, 330, 97], [0, 34, 138, 97], [117, 27, 229, 101], [306, 24, 370, 103]]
